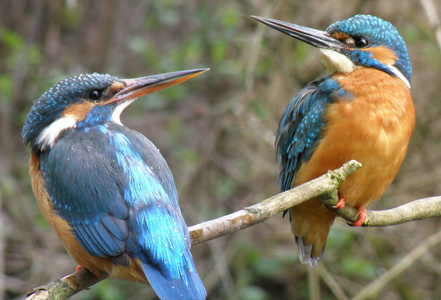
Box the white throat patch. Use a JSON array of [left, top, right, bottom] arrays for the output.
[[320, 49, 357, 74], [320, 49, 411, 89], [111, 99, 135, 125]]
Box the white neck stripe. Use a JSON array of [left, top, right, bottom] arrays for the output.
[[36, 116, 76, 150], [388, 65, 411, 89]]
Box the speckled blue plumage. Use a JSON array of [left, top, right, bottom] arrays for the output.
[[23, 73, 206, 299], [327, 15, 412, 84], [39, 123, 206, 299], [22, 74, 120, 150]]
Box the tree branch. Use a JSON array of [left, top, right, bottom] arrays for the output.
[[26, 269, 108, 300], [190, 159, 361, 244], [322, 191, 441, 226], [25, 160, 441, 299]]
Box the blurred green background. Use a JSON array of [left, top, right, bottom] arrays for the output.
[[2, 0, 441, 299]]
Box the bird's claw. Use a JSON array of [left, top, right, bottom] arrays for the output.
[[352, 208, 367, 227], [331, 195, 346, 210], [75, 265, 83, 272]]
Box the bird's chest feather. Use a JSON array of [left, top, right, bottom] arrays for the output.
[[296, 69, 415, 207]]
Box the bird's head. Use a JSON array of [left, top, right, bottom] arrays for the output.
[[252, 14, 411, 88], [22, 69, 208, 152]]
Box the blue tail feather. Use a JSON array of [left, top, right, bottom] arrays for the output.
[[141, 259, 206, 300]]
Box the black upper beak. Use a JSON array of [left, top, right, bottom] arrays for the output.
[[251, 15, 345, 51], [108, 68, 209, 103]]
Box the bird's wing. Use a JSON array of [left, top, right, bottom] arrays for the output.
[[40, 127, 131, 260], [276, 75, 338, 191], [41, 124, 205, 299]]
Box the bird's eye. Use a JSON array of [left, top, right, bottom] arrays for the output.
[[89, 90, 102, 100], [354, 37, 369, 48]]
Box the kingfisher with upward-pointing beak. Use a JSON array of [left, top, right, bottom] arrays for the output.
[[22, 69, 209, 299]]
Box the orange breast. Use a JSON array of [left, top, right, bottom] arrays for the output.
[[290, 68, 414, 256], [295, 68, 414, 206], [29, 153, 147, 283]]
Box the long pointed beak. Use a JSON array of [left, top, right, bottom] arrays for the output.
[[251, 15, 345, 51], [108, 68, 209, 103]]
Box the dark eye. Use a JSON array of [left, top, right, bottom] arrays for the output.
[[354, 37, 369, 48], [89, 90, 102, 100]]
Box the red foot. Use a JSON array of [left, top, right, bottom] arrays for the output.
[[335, 196, 346, 209], [353, 208, 367, 227], [75, 265, 101, 278]]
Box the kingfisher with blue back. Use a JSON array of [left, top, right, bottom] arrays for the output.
[[252, 15, 415, 267], [22, 68, 209, 299]]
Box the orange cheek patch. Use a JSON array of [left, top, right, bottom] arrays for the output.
[[63, 101, 94, 121], [365, 46, 397, 66], [331, 32, 349, 40], [109, 82, 125, 94]]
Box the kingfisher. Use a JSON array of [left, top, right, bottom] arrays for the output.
[[22, 69, 209, 299], [252, 15, 415, 267]]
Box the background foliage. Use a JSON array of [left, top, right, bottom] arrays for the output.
[[1, 0, 441, 299]]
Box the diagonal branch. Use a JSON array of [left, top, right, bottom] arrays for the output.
[[352, 229, 441, 300], [25, 160, 441, 299], [190, 159, 361, 244], [25, 269, 109, 300]]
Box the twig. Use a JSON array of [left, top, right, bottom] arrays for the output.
[[419, 0, 441, 52], [352, 230, 441, 300], [308, 268, 320, 300], [317, 266, 350, 300]]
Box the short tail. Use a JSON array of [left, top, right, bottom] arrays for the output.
[[290, 200, 335, 268], [295, 236, 325, 268], [142, 257, 206, 300]]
